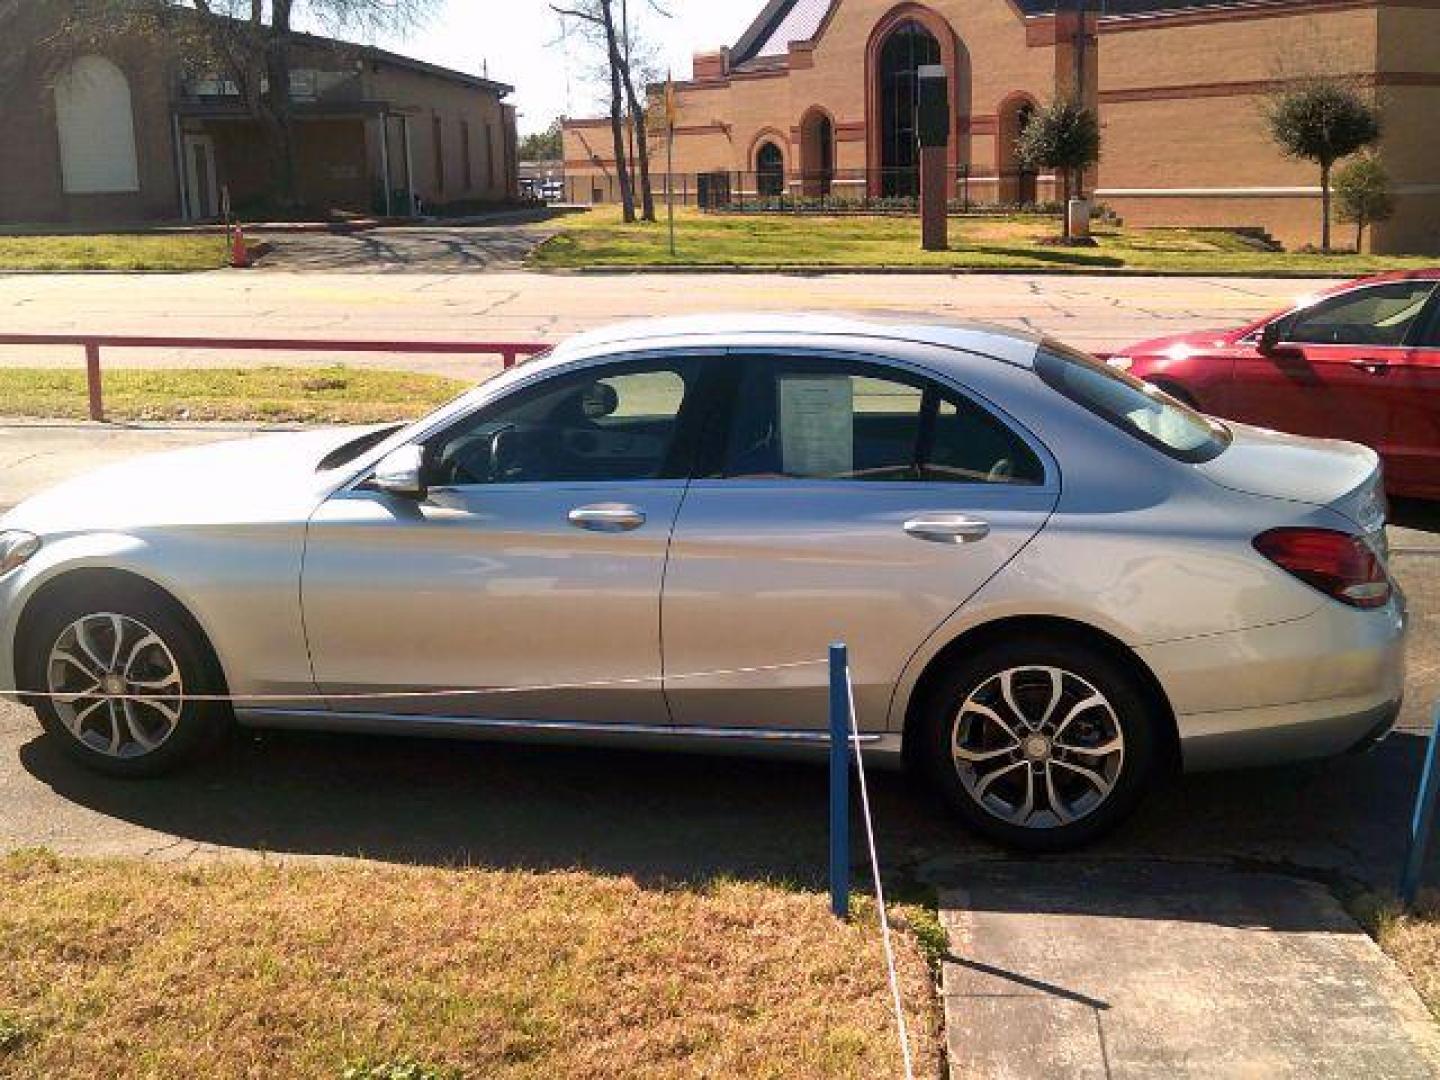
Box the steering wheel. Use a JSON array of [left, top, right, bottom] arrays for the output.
[[987, 457, 1015, 484]]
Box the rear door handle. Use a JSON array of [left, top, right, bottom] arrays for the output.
[[904, 515, 991, 544], [1350, 359, 1390, 375], [568, 504, 646, 532]]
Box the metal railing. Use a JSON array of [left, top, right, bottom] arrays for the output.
[[569, 166, 1065, 215], [0, 335, 551, 422]]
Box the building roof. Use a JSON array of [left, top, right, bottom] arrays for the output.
[[726, 0, 1333, 67], [295, 32, 515, 97]]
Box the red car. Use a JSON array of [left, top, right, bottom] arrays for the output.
[[1115, 270, 1440, 500]]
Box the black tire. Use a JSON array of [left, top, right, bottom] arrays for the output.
[[917, 635, 1158, 851], [23, 580, 231, 778]]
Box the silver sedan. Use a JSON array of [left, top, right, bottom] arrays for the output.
[[0, 316, 1407, 849]]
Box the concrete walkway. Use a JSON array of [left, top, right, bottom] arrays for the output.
[[939, 862, 1440, 1079]]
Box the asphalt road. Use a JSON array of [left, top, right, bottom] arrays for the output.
[[0, 270, 1326, 376], [0, 527, 1435, 892]]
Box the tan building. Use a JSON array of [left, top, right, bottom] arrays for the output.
[[1, 8, 518, 224], [564, 0, 1440, 253]]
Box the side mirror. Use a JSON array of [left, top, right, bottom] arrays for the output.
[[373, 444, 427, 498], [1258, 321, 1288, 357]]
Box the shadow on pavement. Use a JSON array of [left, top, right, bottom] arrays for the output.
[[18, 724, 1438, 916]]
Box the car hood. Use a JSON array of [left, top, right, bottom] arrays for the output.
[[1197, 421, 1387, 533], [1, 426, 387, 535], [1118, 328, 1241, 357]]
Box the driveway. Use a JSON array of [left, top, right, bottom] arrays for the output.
[[249, 212, 563, 272]]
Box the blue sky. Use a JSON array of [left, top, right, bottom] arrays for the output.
[[365, 2, 758, 135]]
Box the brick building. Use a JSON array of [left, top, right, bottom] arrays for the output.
[[563, 0, 1440, 253], [1, 8, 518, 224]]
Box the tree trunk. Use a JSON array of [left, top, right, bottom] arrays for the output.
[[599, 0, 635, 223], [1320, 161, 1332, 253], [263, 0, 299, 208], [621, 64, 655, 222], [1061, 168, 1073, 241], [1356, 218, 1365, 255]]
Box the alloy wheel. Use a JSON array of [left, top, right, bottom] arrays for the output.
[[46, 613, 184, 759], [951, 665, 1125, 830]]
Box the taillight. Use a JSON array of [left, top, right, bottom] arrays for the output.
[[1253, 528, 1391, 609]]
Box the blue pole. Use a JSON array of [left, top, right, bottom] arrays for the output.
[[1400, 702, 1440, 908], [830, 643, 851, 920]]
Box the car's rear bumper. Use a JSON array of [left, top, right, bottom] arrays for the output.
[[1137, 598, 1407, 773]]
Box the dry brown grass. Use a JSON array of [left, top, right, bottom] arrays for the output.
[[0, 851, 941, 1079], [1355, 891, 1440, 1018]]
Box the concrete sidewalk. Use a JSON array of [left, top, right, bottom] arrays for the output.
[[939, 862, 1440, 1079]]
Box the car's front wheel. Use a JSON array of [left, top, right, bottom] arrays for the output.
[[25, 583, 229, 777], [918, 636, 1158, 851]]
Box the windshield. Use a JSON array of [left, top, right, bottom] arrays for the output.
[[1035, 340, 1231, 464]]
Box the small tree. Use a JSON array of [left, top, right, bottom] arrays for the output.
[[1334, 154, 1394, 253], [1263, 79, 1381, 252], [1015, 98, 1101, 241], [519, 119, 564, 161]]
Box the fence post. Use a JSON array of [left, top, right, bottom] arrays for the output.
[[1401, 702, 1440, 907], [84, 342, 104, 422], [830, 642, 851, 919]]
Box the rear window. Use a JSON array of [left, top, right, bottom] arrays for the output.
[[1035, 341, 1231, 464]]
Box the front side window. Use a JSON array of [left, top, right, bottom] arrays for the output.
[[1036, 341, 1231, 463], [719, 357, 1044, 484], [427, 358, 701, 486], [1283, 281, 1437, 347]]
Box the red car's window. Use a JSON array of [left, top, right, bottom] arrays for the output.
[[1036, 341, 1231, 464], [1283, 282, 1437, 347]]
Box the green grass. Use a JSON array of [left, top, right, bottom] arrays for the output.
[[0, 234, 229, 271], [0, 851, 940, 1079], [530, 208, 1436, 274], [0, 367, 469, 423]]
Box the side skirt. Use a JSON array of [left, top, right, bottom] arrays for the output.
[[236, 708, 907, 767]]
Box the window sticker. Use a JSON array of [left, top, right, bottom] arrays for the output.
[[779, 375, 854, 478]]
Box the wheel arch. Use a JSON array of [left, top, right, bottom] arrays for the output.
[[13, 567, 231, 696], [899, 614, 1180, 775]]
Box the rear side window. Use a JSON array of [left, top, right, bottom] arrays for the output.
[[718, 356, 1045, 484], [1035, 341, 1231, 464]]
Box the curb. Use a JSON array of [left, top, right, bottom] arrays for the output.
[[533, 263, 1362, 279]]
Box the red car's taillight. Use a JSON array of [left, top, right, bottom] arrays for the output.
[[1253, 528, 1391, 609]]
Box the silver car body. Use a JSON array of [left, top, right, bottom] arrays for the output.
[[0, 315, 1406, 769]]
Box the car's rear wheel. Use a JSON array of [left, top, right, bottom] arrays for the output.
[[25, 584, 229, 777], [918, 637, 1158, 851]]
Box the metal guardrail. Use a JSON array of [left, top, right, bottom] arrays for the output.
[[0, 334, 551, 422]]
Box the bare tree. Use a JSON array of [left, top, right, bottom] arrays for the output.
[[552, 0, 637, 221], [57, 0, 438, 208]]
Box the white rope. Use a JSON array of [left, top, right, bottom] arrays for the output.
[[3, 658, 827, 706], [846, 669, 915, 1080]]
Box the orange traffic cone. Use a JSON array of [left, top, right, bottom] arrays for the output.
[[229, 224, 251, 269]]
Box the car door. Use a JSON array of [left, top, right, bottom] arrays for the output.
[[1229, 280, 1438, 453], [1382, 295, 1440, 497], [300, 353, 713, 725], [660, 350, 1060, 735]]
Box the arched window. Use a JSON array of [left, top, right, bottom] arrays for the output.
[[800, 109, 834, 198], [998, 96, 1039, 206], [54, 56, 140, 194], [879, 20, 941, 197], [756, 141, 785, 197]]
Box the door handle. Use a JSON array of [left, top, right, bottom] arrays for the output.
[[1350, 359, 1390, 375], [904, 515, 991, 544], [568, 504, 646, 532]]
